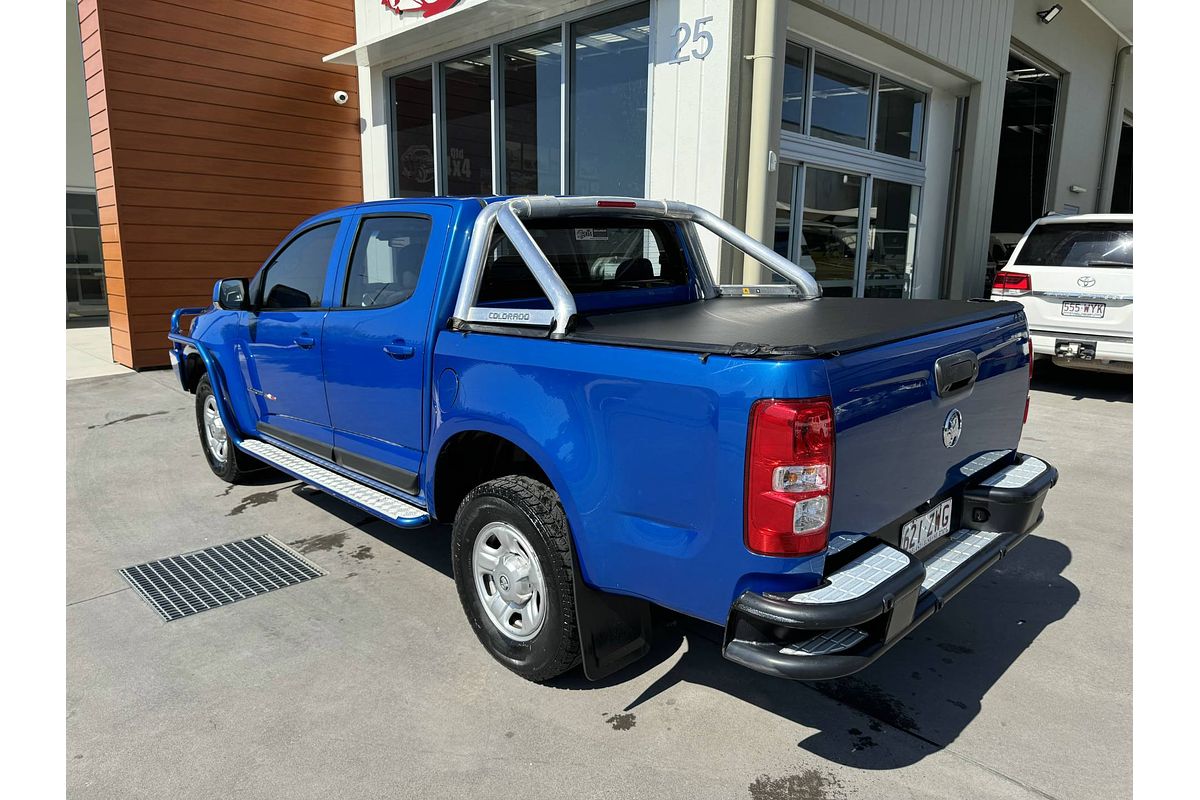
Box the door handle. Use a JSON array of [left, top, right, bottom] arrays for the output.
[[383, 341, 415, 360], [293, 335, 315, 349]]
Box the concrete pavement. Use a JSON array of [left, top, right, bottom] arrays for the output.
[[66, 364, 1131, 799], [66, 325, 132, 380]]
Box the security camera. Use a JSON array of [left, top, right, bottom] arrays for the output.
[[332, 90, 349, 105]]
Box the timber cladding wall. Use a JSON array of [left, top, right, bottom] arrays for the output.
[[78, 0, 363, 368]]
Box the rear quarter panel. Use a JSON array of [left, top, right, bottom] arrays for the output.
[[429, 332, 831, 624]]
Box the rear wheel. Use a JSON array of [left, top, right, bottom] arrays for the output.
[[452, 475, 581, 682], [195, 374, 258, 483]]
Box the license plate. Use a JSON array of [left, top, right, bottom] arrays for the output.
[[1061, 301, 1105, 318], [900, 498, 954, 553]]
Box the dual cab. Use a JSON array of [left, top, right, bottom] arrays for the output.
[[170, 196, 1056, 682]]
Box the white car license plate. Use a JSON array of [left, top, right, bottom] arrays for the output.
[[900, 498, 954, 553], [1061, 301, 1105, 318]]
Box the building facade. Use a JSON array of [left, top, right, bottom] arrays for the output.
[[72, 0, 1132, 368], [74, 0, 362, 367]]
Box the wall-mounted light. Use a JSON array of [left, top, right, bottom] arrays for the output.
[[1037, 4, 1063, 24]]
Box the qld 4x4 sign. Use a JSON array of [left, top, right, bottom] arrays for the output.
[[381, 0, 462, 18]]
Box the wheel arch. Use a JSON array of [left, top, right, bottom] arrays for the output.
[[430, 427, 556, 523], [183, 350, 206, 392]]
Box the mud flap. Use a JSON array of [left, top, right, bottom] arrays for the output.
[[571, 549, 652, 681]]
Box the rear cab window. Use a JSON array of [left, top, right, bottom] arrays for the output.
[[478, 217, 697, 312], [1012, 221, 1133, 268]]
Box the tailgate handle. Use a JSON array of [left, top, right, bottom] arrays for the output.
[[934, 351, 979, 397]]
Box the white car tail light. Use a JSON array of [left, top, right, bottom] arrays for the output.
[[993, 271, 1032, 296]]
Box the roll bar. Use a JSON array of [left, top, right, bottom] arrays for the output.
[[451, 196, 822, 335]]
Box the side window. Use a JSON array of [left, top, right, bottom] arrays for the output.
[[259, 222, 339, 310], [341, 216, 433, 308]]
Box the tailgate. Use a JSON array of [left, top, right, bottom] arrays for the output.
[[824, 311, 1029, 539]]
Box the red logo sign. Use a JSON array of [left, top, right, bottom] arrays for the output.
[[381, 0, 462, 19]]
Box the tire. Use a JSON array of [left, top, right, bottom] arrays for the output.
[[195, 373, 258, 483], [452, 475, 582, 682]]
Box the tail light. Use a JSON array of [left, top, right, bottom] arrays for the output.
[[745, 398, 834, 556], [992, 271, 1032, 296]]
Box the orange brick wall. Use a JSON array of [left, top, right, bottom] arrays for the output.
[[78, 0, 363, 368]]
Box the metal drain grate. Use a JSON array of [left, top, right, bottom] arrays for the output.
[[119, 535, 326, 621]]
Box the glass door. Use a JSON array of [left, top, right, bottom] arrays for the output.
[[799, 166, 863, 297], [777, 163, 920, 297], [864, 179, 920, 297]]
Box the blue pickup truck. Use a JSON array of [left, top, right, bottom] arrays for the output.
[[169, 195, 1056, 683]]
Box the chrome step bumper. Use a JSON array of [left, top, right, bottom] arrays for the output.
[[723, 452, 1057, 680], [240, 439, 430, 527]]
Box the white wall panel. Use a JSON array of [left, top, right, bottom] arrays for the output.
[[647, 0, 738, 271]]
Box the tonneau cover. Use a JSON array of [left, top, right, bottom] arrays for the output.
[[567, 297, 1024, 358]]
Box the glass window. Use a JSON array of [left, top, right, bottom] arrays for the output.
[[875, 78, 925, 160], [781, 44, 808, 133], [392, 68, 436, 197], [67, 192, 100, 228], [260, 223, 339, 309], [801, 167, 862, 297], [391, 69, 434, 199], [864, 180, 920, 298], [342, 217, 433, 308], [1012, 222, 1133, 268], [810, 54, 872, 149], [442, 52, 493, 196], [501, 31, 563, 195], [773, 163, 796, 260], [66, 192, 107, 320], [67, 226, 102, 265], [479, 217, 687, 303], [67, 266, 106, 307], [570, 3, 650, 196]]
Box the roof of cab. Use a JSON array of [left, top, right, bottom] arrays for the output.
[[293, 196, 493, 228]]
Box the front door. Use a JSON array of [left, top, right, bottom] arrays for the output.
[[322, 208, 450, 494], [243, 220, 344, 458]]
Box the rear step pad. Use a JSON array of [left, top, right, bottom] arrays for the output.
[[240, 440, 429, 526]]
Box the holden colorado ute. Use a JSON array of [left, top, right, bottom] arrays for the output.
[[169, 196, 1057, 683]]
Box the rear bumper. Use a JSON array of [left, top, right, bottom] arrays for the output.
[[1030, 328, 1132, 368], [722, 452, 1057, 680]]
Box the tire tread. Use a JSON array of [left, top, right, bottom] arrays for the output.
[[454, 475, 581, 681]]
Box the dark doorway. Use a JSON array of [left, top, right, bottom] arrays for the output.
[[989, 53, 1060, 261], [1110, 122, 1132, 213]]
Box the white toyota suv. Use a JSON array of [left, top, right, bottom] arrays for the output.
[[990, 213, 1132, 374]]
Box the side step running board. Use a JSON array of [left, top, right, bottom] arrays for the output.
[[240, 440, 430, 527]]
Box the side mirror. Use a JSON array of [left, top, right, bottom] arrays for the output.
[[214, 278, 248, 310]]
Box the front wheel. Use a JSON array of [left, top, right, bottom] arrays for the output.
[[195, 374, 259, 483], [452, 475, 581, 682]]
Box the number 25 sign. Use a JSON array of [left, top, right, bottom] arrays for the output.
[[668, 16, 715, 64]]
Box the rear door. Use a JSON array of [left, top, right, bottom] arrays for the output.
[[321, 207, 451, 494], [1010, 218, 1133, 338], [242, 220, 346, 458]]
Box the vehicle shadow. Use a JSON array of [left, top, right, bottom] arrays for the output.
[[290, 486, 456, 579], [1031, 361, 1132, 403], [291, 488, 1077, 769], [554, 534, 1079, 769]]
